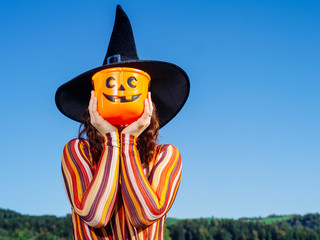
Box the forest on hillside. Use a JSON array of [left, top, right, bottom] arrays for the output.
[[1, 208, 320, 239], [166, 214, 320, 240]]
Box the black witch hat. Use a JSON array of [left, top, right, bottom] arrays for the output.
[[55, 5, 190, 128]]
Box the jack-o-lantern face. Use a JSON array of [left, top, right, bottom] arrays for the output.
[[92, 67, 150, 125]]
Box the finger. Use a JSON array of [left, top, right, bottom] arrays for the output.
[[143, 98, 150, 118], [90, 91, 99, 124], [134, 99, 149, 125], [148, 92, 153, 115], [88, 91, 94, 111], [88, 91, 95, 120], [144, 93, 153, 118], [90, 92, 99, 116], [92, 97, 102, 122], [92, 96, 98, 113]]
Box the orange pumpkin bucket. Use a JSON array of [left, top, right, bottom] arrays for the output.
[[92, 67, 150, 125]]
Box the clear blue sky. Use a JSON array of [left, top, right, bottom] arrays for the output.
[[0, 0, 319, 219]]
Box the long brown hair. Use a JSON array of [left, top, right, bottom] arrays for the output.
[[78, 105, 159, 167]]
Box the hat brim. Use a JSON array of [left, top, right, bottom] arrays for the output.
[[55, 60, 190, 128]]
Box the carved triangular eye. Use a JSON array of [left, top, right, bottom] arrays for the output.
[[127, 77, 137, 88], [106, 77, 115, 88]]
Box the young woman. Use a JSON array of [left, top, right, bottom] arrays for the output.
[[62, 91, 181, 239], [56, 5, 189, 239]]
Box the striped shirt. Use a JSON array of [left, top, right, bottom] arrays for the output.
[[61, 131, 182, 239]]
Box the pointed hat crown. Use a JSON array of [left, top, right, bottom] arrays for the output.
[[104, 5, 139, 64]]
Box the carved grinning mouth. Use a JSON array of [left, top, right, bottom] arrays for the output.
[[103, 93, 141, 103]]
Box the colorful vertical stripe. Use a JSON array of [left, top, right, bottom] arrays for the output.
[[61, 132, 182, 239]]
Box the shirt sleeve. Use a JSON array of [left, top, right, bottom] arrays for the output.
[[61, 131, 120, 228], [120, 133, 182, 228]]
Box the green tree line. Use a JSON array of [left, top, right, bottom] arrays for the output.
[[166, 214, 320, 240], [1, 208, 320, 239], [0, 209, 72, 240]]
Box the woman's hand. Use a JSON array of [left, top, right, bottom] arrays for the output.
[[122, 92, 153, 137], [88, 91, 117, 135]]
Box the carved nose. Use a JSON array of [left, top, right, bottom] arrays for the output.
[[118, 84, 125, 91]]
